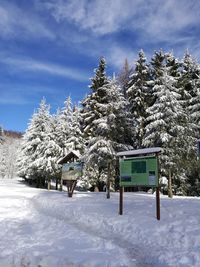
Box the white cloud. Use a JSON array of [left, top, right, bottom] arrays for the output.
[[135, 0, 200, 42], [38, 0, 200, 39], [0, 56, 89, 82], [38, 0, 141, 35], [34, 0, 200, 66]]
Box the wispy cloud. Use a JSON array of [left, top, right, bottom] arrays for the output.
[[0, 56, 89, 82], [38, 0, 200, 38], [35, 0, 200, 65], [37, 0, 141, 35], [0, 2, 54, 40]]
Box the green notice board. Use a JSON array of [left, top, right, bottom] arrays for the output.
[[119, 156, 158, 187]]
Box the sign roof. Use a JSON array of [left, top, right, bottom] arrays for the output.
[[117, 147, 162, 157]]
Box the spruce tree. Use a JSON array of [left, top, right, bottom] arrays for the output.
[[56, 96, 73, 156], [117, 58, 133, 97], [82, 58, 133, 190], [143, 68, 185, 197], [17, 98, 51, 187], [90, 57, 108, 92], [177, 52, 200, 191], [127, 50, 151, 148], [67, 105, 85, 154]]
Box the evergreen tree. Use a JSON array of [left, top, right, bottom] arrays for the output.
[[17, 98, 51, 187], [117, 58, 133, 97], [67, 105, 85, 154], [82, 58, 133, 190], [90, 57, 108, 92], [0, 148, 6, 178], [56, 96, 73, 156], [127, 50, 151, 148], [165, 52, 181, 78], [143, 69, 185, 196], [151, 49, 166, 81], [38, 114, 63, 190], [177, 52, 200, 190]]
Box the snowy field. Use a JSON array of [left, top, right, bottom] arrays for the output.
[[0, 179, 200, 267]]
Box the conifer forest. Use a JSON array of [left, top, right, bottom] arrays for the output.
[[2, 49, 200, 197]]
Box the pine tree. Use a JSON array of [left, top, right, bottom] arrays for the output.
[[165, 52, 181, 78], [177, 52, 200, 191], [17, 98, 51, 187], [143, 69, 185, 196], [117, 58, 133, 97], [90, 57, 108, 92], [56, 96, 73, 156], [67, 105, 85, 154], [82, 58, 133, 190], [151, 49, 166, 81], [127, 50, 151, 148]]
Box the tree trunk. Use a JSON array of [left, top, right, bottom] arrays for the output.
[[47, 177, 51, 191], [106, 162, 111, 199], [55, 177, 58, 190], [60, 178, 63, 191], [168, 169, 173, 198]]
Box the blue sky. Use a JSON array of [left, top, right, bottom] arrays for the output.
[[0, 0, 200, 132]]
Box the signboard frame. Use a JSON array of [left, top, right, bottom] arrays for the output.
[[62, 162, 83, 181], [117, 147, 162, 220], [61, 161, 83, 197], [119, 155, 159, 187]]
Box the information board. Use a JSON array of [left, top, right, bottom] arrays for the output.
[[119, 156, 158, 187], [62, 162, 82, 180]]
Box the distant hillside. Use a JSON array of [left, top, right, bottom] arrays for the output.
[[4, 130, 23, 139]]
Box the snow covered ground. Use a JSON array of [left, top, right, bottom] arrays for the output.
[[0, 179, 200, 267]]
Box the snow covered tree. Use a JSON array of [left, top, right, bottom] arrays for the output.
[[176, 52, 200, 190], [189, 83, 200, 137], [0, 148, 6, 178], [165, 52, 181, 78], [82, 62, 133, 191], [67, 105, 85, 154], [117, 58, 133, 97], [17, 98, 52, 187], [90, 57, 108, 92], [56, 96, 73, 156], [179, 51, 200, 102], [37, 114, 63, 190], [143, 69, 185, 197], [151, 50, 166, 81], [127, 50, 151, 148]]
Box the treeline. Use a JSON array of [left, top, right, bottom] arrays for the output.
[[17, 49, 200, 196], [0, 127, 22, 178]]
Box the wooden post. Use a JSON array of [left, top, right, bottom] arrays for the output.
[[107, 162, 111, 199], [168, 169, 173, 198], [156, 187, 160, 220], [60, 178, 63, 191], [47, 177, 51, 191], [119, 186, 123, 215], [66, 180, 77, 197]]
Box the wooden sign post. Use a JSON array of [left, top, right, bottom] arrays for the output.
[[117, 147, 162, 220], [58, 150, 82, 198]]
